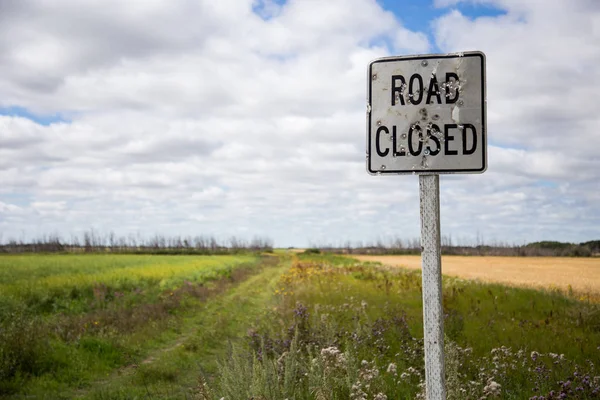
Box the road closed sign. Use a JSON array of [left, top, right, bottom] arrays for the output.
[[367, 52, 487, 174]]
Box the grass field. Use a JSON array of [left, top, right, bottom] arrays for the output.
[[0, 253, 277, 397], [1, 252, 599, 399], [354, 255, 600, 299], [210, 253, 600, 399]]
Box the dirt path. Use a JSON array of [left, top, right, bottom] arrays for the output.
[[72, 255, 288, 399], [354, 255, 600, 296]]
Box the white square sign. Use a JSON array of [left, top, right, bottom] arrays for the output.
[[367, 52, 487, 174]]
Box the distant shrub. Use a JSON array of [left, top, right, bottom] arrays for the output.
[[581, 240, 600, 253], [561, 245, 592, 257], [526, 241, 573, 250], [303, 248, 320, 254]]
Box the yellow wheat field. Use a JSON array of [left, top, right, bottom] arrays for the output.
[[354, 255, 600, 298]]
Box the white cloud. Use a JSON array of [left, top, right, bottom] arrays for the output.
[[433, 3, 600, 155], [0, 0, 598, 246]]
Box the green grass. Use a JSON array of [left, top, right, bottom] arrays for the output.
[[295, 252, 600, 362], [76, 255, 289, 399], [209, 253, 600, 399], [0, 253, 271, 397], [0, 254, 256, 313], [2, 251, 600, 399]]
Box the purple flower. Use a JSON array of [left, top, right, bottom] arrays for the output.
[[293, 303, 308, 319]]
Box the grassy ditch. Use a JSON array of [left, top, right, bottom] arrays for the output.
[[208, 253, 600, 399], [0, 253, 274, 397], [80, 255, 289, 399]]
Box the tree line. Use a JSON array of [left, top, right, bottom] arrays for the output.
[[0, 231, 273, 254], [308, 237, 600, 257]]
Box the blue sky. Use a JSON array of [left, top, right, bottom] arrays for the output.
[[379, 0, 506, 51], [0, 0, 598, 247], [0, 106, 67, 126]]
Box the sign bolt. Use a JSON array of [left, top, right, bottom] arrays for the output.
[[372, 73, 378, 80], [421, 60, 428, 67], [458, 100, 464, 106]]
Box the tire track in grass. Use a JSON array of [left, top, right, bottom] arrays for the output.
[[73, 254, 289, 399]]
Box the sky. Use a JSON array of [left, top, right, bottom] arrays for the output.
[[0, 0, 599, 247]]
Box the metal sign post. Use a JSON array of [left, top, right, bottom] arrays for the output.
[[367, 51, 487, 400], [419, 174, 445, 399]]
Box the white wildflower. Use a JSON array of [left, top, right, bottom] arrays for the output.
[[320, 346, 346, 369], [483, 380, 501, 397], [386, 363, 397, 375], [350, 381, 367, 400]]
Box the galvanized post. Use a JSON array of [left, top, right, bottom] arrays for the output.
[[419, 174, 446, 400]]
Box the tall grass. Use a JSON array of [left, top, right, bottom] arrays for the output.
[[210, 253, 600, 399]]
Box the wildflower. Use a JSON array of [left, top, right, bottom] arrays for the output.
[[386, 363, 397, 375], [357, 360, 379, 383], [374, 393, 387, 400], [320, 346, 346, 369], [350, 382, 367, 400], [530, 351, 540, 361], [293, 303, 309, 319], [483, 380, 501, 397]]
